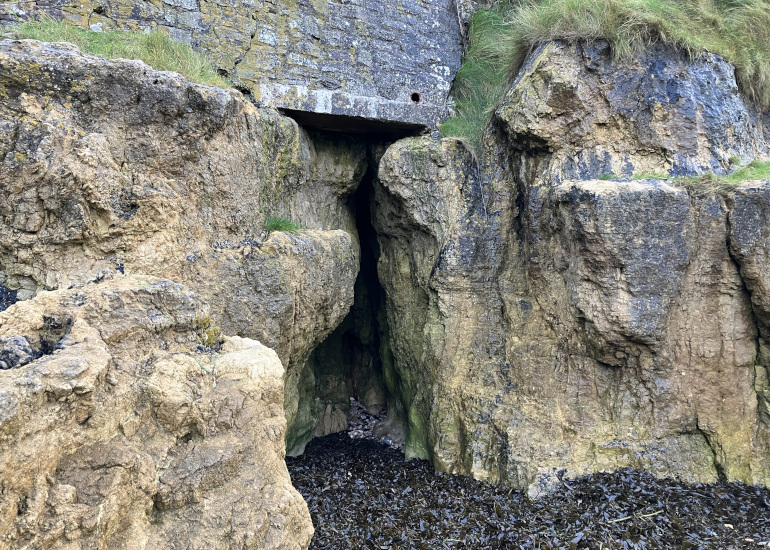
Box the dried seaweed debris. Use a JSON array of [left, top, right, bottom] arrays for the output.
[[287, 433, 770, 549]]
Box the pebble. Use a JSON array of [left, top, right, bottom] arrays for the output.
[[346, 397, 402, 450]]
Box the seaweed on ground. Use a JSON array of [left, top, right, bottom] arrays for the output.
[[288, 433, 770, 549]]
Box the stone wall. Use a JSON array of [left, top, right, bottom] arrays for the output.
[[0, 0, 464, 129]]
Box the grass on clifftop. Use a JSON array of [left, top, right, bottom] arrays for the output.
[[10, 20, 228, 88], [441, 0, 770, 153], [263, 217, 302, 233]]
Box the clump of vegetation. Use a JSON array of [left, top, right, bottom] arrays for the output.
[[193, 313, 223, 350], [677, 160, 770, 195], [720, 159, 770, 182], [628, 160, 770, 195], [11, 19, 228, 88], [441, 0, 770, 153], [439, 9, 514, 154], [263, 216, 302, 233]]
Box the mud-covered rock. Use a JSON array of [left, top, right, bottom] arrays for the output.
[[0, 275, 313, 549]]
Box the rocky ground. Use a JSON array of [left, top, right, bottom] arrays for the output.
[[345, 398, 401, 449], [287, 432, 770, 549]]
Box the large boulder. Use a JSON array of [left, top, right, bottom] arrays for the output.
[[0, 274, 313, 549], [374, 41, 770, 496]]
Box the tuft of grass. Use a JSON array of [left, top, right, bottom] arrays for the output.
[[10, 20, 229, 88], [720, 159, 770, 183], [264, 216, 302, 233], [440, 9, 514, 153], [629, 160, 770, 195], [632, 172, 670, 180], [441, 0, 770, 154]]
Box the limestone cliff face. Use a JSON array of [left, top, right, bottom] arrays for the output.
[[375, 42, 770, 495], [0, 275, 313, 549], [3, 23, 770, 523], [0, 40, 361, 456]]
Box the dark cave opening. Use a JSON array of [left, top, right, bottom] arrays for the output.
[[281, 109, 425, 141], [302, 147, 403, 448]]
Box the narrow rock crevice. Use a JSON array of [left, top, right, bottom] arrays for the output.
[[293, 143, 408, 453], [725, 202, 770, 429], [696, 421, 728, 481]]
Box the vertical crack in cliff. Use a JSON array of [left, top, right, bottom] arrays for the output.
[[303, 147, 403, 448], [696, 418, 728, 481], [723, 196, 770, 485], [724, 199, 770, 428]]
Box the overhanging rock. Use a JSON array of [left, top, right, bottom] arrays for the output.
[[0, 0, 463, 130]]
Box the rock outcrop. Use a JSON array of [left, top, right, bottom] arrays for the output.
[[0, 39, 361, 454], [374, 42, 770, 496], [0, 274, 313, 549], [2, 19, 769, 524], [498, 41, 770, 180]]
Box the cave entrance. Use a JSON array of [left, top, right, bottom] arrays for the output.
[[299, 145, 403, 452]]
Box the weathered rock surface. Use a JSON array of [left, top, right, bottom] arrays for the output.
[[497, 41, 770, 181], [0, 274, 313, 549], [0, 39, 362, 290], [0, 39, 361, 450], [0, 0, 463, 129], [374, 42, 770, 496], [182, 230, 360, 456]]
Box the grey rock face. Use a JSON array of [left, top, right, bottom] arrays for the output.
[[0, 336, 34, 370], [0, 0, 464, 129], [497, 41, 770, 182], [729, 183, 770, 335], [728, 183, 770, 477], [550, 180, 693, 363]]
